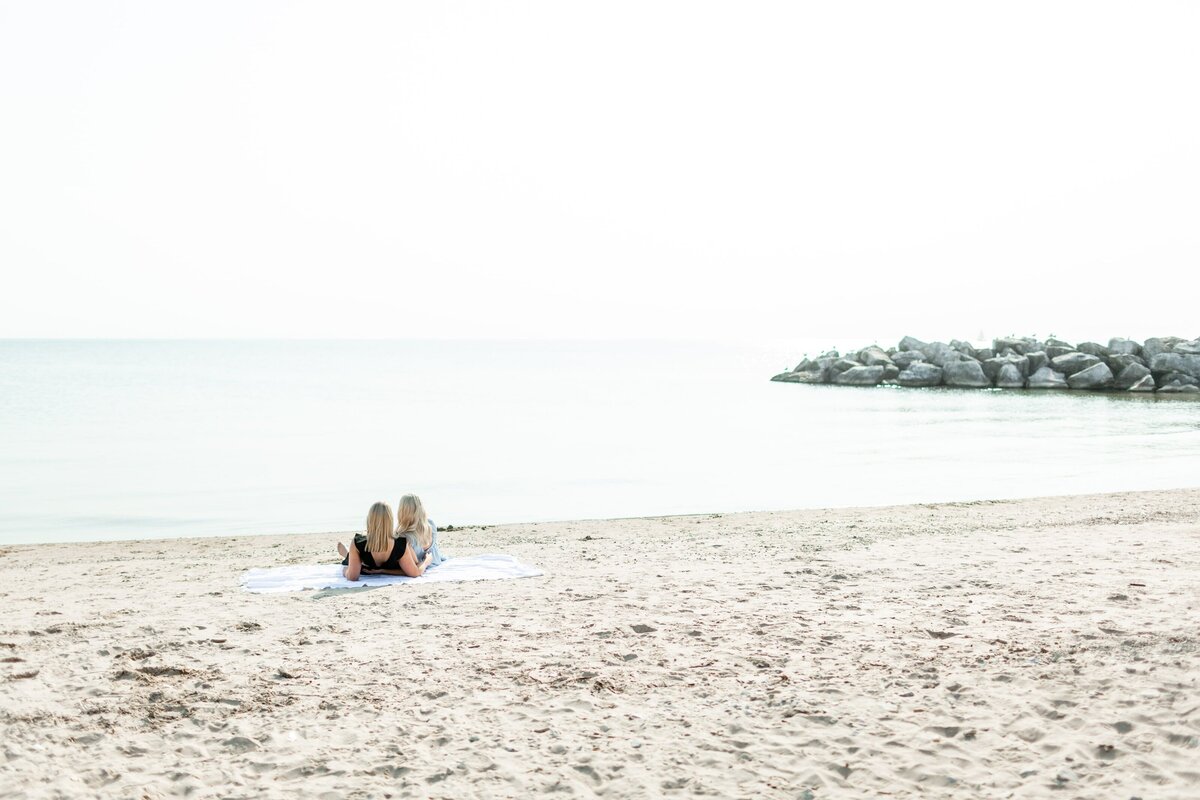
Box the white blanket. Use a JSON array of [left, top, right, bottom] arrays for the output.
[[241, 554, 543, 594]]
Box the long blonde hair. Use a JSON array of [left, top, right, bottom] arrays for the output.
[[365, 502, 396, 552], [396, 494, 432, 549]]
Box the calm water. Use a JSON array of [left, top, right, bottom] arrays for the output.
[[1, 339, 1198, 544]]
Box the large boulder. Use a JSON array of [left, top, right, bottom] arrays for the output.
[[1026, 366, 1068, 389], [919, 341, 965, 367], [1128, 375, 1156, 392], [833, 365, 885, 386], [892, 351, 926, 369], [1150, 352, 1200, 379], [1143, 337, 1185, 363], [1114, 362, 1152, 389], [1108, 338, 1141, 356], [858, 346, 894, 367], [982, 353, 1030, 382], [1044, 337, 1073, 349], [1158, 371, 1199, 387], [992, 336, 1040, 355], [898, 336, 929, 352], [833, 358, 862, 373], [1067, 362, 1115, 390], [1077, 342, 1111, 358], [1026, 351, 1049, 373], [942, 360, 991, 388], [896, 363, 944, 387], [1051, 352, 1102, 376], [974, 347, 995, 361], [1045, 345, 1076, 360], [1106, 353, 1145, 373], [882, 363, 901, 380], [1175, 339, 1200, 355], [950, 339, 978, 358], [1159, 381, 1200, 394], [995, 363, 1025, 388]]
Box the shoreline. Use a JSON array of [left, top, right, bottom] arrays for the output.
[[8, 482, 1200, 548], [3, 487, 1199, 798]]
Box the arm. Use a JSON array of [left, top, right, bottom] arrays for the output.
[[343, 544, 363, 581], [398, 547, 433, 578]]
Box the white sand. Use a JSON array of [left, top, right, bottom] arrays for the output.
[[2, 489, 1199, 798]]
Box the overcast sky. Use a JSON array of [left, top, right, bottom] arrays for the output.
[[2, 1, 1197, 343]]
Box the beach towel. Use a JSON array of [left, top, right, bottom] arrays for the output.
[[241, 553, 543, 594]]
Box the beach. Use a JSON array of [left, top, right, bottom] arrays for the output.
[[2, 488, 1199, 799]]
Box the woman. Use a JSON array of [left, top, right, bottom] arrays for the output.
[[337, 501, 432, 581], [396, 493, 448, 568]]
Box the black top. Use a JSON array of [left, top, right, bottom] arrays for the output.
[[342, 534, 407, 570]]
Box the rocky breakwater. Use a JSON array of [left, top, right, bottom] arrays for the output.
[[771, 336, 1200, 395]]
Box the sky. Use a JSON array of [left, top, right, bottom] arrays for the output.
[[1, 1, 1198, 344]]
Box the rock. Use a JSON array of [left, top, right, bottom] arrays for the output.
[[1150, 352, 1200, 378], [1159, 372, 1199, 387], [1077, 342, 1110, 357], [995, 363, 1025, 388], [793, 357, 817, 372], [833, 366, 885, 386], [896, 363, 943, 387], [773, 370, 826, 384], [1174, 339, 1200, 355], [1045, 345, 1076, 360], [858, 346, 894, 367], [992, 336, 1025, 353], [982, 354, 1030, 382], [1159, 381, 1200, 394], [1128, 374, 1156, 392], [1044, 337, 1073, 349], [1025, 351, 1048, 373], [1106, 353, 1144, 373], [1026, 366, 1068, 389], [832, 358, 862, 373], [974, 347, 994, 361], [1051, 352, 1102, 376], [942, 360, 991, 388], [918, 341, 964, 367], [899, 336, 929, 352], [882, 363, 900, 380], [1143, 337, 1185, 363], [950, 339, 977, 358], [1114, 362, 1152, 389], [1067, 362, 1115, 389], [892, 351, 926, 369], [1108, 337, 1141, 356]]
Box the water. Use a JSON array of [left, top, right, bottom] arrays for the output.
[[1, 339, 1198, 544]]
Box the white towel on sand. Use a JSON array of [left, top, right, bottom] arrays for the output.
[[241, 554, 543, 594]]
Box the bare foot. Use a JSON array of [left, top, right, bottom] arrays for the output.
[[337, 542, 348, 559]]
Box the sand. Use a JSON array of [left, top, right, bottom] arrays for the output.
[[1, 488, 1199, 799]]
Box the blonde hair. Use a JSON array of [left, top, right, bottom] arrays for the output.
[[396, 494, 432, 549], [365, 502, 396, 552]]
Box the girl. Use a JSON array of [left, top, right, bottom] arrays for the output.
[[396, 493, 448, 568], [337, 501, 432, 581]]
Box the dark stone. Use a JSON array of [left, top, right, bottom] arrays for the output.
[[1045, 345, 1076, 360], [995, 363, 1025, 389], [1077, 342, 1111, 358], [882, 363, 900, 380], [942, 360, 991, 388], [1175, 339, 1200, 355], [898, 336, 928, 352], [919, 341, 965, 367], [1026, 367, 1068, 389], [1107, 338, 1141, 356], [1143, 337, 1185, 364], [1128, 374, 1156, 392], [950, 339, 978, 358], [982, 354, 1029, 382], [896, 363, 943, 387], [1066, 362, 1115, 389], [1158, 371, 1199, 388], [833, 366, 885, 386], [1026, 351, 1049, 373], [1051, 352, 1102, 376], [892, 351, 926, 369], [777, 370, 826, 384], [832, 358, 862, 373], [1158, 381, 1200, 394], [1114, 362, 1152, 389], [1106, 353, 1145, 373], [1150, 352, 1200, 379], [858, 346, 894, 367], [974, 347, 994, 361]]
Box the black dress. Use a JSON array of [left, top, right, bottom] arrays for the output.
[[341, 534, 407, 570]]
